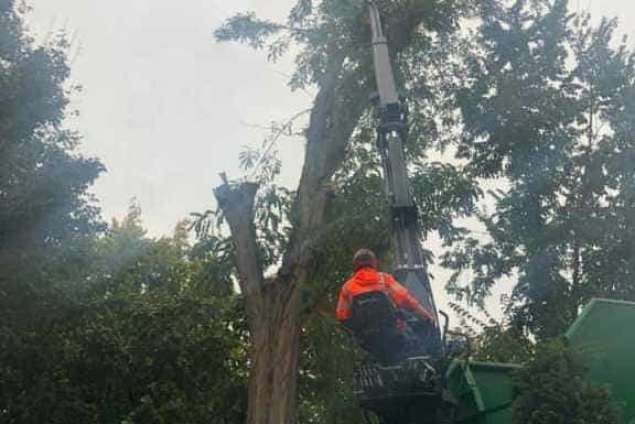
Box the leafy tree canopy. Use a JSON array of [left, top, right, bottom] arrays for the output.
[[0, 0, 104, 324], [446, 0, 635, 338], [1, 206, 248, 424], [513, 339, 622, 424]]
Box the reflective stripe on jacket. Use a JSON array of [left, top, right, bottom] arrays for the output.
[[336, 267, 427, 321]]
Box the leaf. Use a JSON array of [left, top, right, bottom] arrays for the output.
[[214, 12, 283, 49]]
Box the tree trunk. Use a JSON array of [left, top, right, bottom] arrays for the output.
[[246, 284, 301, 424], [214, 182, 305, 424]]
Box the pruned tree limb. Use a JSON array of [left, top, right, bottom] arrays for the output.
[[213, 182, 263, 314]]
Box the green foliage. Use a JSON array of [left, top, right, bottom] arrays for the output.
[[0, 8, 250, 403], [513, 339, 622, 424], [0, 0, 104, 326], [92, 203, 225, 297], [214, 0, 477, 90], [445, 0, 635, 338], [412, 163, 482, 242], [0, 0, 104, 251], [298, 315, 367, 424], [450, 302, 533, 364], [214, 12, 284, 50], [1, 295, 246, 424], [0, 207, 248, 423]]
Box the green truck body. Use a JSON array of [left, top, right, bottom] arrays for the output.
[[446, 361, 519, 424], [566, 298, 635, 423], [446, 298, 635, 424]]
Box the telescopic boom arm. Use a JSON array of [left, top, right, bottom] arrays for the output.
[[367, 1, 439, 329]]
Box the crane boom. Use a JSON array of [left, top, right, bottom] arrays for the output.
[[351, 6, 456, 422], [368, 4, 400, 107], [367, 2, 440, 335]]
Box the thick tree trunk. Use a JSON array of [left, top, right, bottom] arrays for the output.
[[215, 182, 305, 424], [246, 284, 301, 424]]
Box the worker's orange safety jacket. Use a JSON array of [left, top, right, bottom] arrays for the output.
[[336, 267, 434, 323]]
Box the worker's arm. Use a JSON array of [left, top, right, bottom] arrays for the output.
[[385, 274, 435, 323], [336, 286, 352, 323]]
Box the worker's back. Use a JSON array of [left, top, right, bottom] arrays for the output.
[[337, 267, 397, 321], [337, 266, 434, 323]]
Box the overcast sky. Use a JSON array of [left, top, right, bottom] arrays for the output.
[[26, 1, 635, 314], [26, 0, 635, 234], [28, 0, 308, 234]]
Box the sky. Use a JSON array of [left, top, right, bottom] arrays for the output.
[[28, 0, 308, 234], [26, 0, 635, 316]]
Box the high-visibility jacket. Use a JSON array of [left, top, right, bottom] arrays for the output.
[[336, 267, 434, 322]]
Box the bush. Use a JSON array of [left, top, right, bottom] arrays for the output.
[[513, 339, 622, 424]]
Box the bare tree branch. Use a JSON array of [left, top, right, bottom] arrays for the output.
[[213, 182, 263, 311]]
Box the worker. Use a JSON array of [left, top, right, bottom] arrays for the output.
[[336, 248, 435, 363]]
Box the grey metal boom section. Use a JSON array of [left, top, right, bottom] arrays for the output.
[[368, 4, 399, 106], [367, 2, 439, 326]]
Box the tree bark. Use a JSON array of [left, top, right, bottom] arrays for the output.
[[215, 183, 300, 423], [245, 283, 301, 424]]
